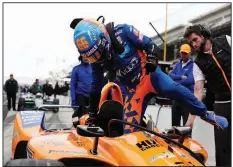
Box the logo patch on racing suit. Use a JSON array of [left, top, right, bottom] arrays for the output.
[[117, 57, 139, 76]]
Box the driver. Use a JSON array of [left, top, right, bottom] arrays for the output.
[[71, 18, 228, 133]]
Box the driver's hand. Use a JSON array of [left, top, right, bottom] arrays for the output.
[[145, 62, 157, 75]]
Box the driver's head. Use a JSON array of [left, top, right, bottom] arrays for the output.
[[46, 80, 49, 84], [183, 24, 211, 52], [35, 79, 39, 84], [73, 19, 111, 63]]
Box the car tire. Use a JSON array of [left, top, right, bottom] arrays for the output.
[[52, 99, 59, 113], [17, 98, 25, 111], [5, 159, 64, 166]]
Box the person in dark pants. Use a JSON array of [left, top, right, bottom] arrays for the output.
[[168, 44, 194, 127], [54, 81, 60, 98], [184, 24, 231, 166], [42, 80, 54, 96], [62, 81, 69, 96], [4, 74, 18, 111], [71, 56, 92, 126], [65, 81, 70, 91]]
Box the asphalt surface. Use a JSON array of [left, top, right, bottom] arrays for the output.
[[3, 95, 215, 166], [3, 92, 9, 120]]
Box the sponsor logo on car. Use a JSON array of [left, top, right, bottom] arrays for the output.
[[149, 152, 175, 163], [136, 139, 160, 151], [48, 149, 87, 154], [20, 111, 44, 128]]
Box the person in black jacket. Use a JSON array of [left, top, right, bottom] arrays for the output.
[[4, 74, 18, 111], [62, 81, 69, 96], [65, 81, 69, 91], [30, 79, 43, 95], [54, 81, 62, 98], [42, 80, 54, 96], [184, 24, 231, 166]]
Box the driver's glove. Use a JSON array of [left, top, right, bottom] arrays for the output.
[[145, 43, 162, 74]]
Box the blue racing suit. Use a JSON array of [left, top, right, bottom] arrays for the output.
[[90, 24, 207, 133]]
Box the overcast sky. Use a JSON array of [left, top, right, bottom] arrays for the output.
[[3, 2, 228, 83]]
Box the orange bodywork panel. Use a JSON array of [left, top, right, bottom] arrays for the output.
[[98, 82, 123, 108], [11, 111, 44, 159], [12, 112, 208, 166], [24, 129, 207, 166], [11, 82, 208, 166]]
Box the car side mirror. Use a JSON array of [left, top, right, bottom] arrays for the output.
[[77, 125, 104, 137], [173, 126, 192, 136], [173, 126, 192, 144], [77, 125, 105, 155]]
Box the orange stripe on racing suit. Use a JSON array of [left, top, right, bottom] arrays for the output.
[[123, 74, 158, 133]]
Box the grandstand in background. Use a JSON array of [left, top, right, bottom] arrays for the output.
[[151, 3, 231, 62], [62, 4, 231, 78]]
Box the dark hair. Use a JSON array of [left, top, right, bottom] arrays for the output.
[[183, 25, 203, 38], [78, 56, 82, 61], [184, 24, 211, 39]]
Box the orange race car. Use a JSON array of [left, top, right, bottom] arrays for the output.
[[6, 82, 208, 166]]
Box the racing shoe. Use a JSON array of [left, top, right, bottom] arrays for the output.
[[201, 111, 228, 130]]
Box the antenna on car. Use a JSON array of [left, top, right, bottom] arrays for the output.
[[97, 15, 105, 24]]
